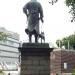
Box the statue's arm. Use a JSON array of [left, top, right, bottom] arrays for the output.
[[23, 4, 28, 17], [39, 4, 44, 23]]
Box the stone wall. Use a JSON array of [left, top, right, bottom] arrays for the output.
[[21, 55, 50, 75]]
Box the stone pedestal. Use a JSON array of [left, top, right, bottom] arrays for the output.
[[19, 43, 53, 75]]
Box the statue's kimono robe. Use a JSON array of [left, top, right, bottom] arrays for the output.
[[23, 1, 43, 34]]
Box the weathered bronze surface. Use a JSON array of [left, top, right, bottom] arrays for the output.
[[23, 1, 44, 43]]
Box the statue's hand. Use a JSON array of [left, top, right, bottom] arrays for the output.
[[39, 17, 44, 23], [27, 14, 28, 18], [41, 18, 44, 23]]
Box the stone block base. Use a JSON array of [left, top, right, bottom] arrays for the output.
[[19, 43, 53, 75]]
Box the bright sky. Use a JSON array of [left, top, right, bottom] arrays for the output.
[[0, 0, 75, 45]]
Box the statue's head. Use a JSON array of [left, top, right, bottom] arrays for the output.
[[31, 0, 37, 2]]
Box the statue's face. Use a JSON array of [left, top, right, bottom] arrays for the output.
[[31, 0, 37, 2]]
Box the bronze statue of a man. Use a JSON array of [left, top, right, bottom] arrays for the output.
[[23, 0, 44, 43]]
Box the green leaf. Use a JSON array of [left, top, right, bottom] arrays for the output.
[[0, 32, 8, 41]]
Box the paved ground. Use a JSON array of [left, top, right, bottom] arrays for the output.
[[3, 71, 19, 75]]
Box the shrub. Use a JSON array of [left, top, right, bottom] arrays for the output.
[[72, 69, 75, 75]]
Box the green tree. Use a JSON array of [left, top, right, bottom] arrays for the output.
[[65, 0, 75, 22], [0, 32, 8, 41], [56, 33, 75, 49], [62, 37, 70, 49], [0, 69, 3, 74], [56, 39, 62, 48]]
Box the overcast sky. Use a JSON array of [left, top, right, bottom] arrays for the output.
[[0, 0, 75, 45]]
